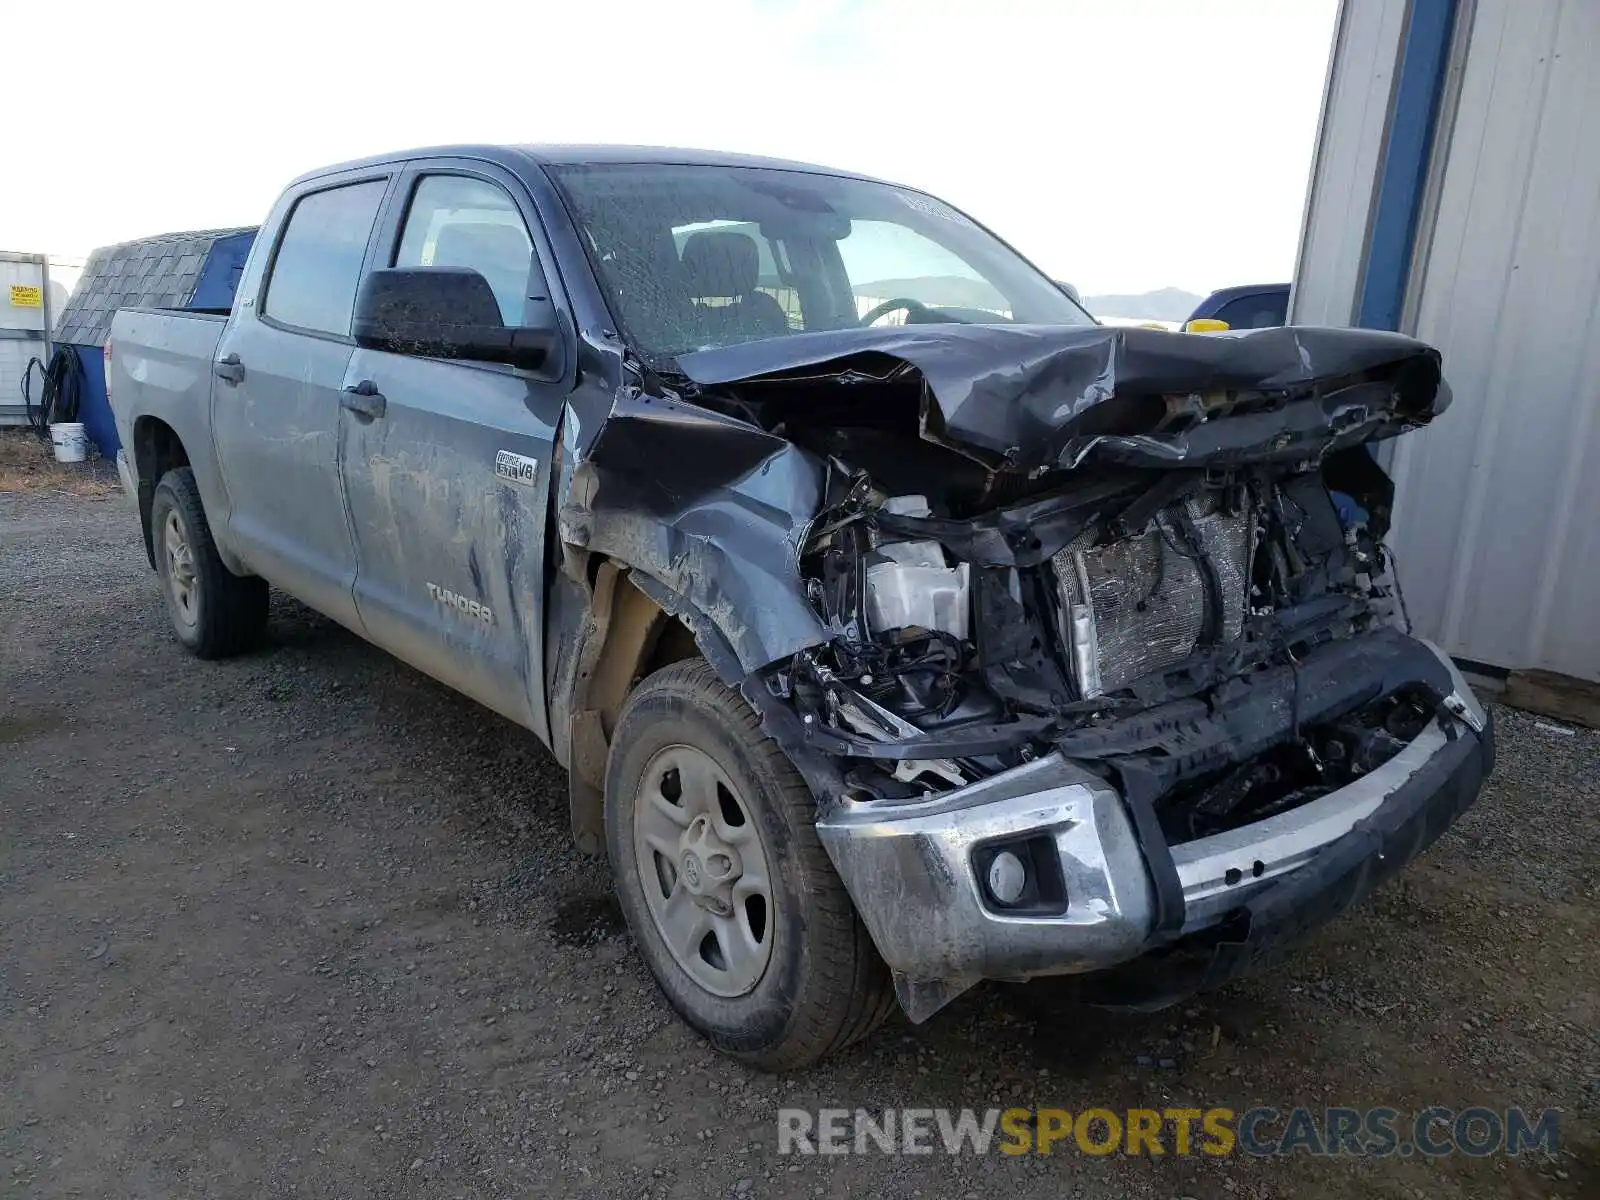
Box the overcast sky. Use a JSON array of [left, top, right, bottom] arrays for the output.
[[9, 0, 1338, 296]]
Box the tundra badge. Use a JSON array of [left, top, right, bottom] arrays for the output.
[[495, 450, 539, 487], [426, 582, 493, 625]]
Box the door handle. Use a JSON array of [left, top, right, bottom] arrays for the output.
[[340, 380, 387, 419], [213, 353, 245, 385]]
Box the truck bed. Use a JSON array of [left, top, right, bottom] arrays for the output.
[[109, 308, 227, 443], [108, 306, 230, 537]]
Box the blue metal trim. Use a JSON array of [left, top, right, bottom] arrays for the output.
[[68, 343, 120, 458], [1357, 0, 1459, 330]]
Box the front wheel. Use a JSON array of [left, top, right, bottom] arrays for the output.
[[150, 467, 268, 658], [605, 658, 894, 1070]]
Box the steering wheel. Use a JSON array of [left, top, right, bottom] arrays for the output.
[[858, 296, 932, 327]]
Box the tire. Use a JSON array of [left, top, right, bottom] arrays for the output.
[[606, 658, 894, 1070], [150, 467, 268, 659]]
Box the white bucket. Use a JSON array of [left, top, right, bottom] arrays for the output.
[[49, 422, 88, 464]]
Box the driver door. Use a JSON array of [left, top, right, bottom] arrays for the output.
[[337, 160, 571, 742]]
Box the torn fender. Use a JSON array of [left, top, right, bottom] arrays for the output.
[[557, 385, 828, 676], [673, 323, 1448, 472]]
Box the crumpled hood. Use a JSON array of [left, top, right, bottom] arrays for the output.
[[673, 323, 1448, 471]]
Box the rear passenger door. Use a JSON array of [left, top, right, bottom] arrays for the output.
[[212, 171, 392, 627], [337, 160, 571, 742]]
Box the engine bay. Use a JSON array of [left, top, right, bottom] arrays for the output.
[[767, 448, 1417, 826], [684, 380, 1451, 842]]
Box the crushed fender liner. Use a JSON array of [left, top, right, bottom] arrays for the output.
[[557, 385, 829, 675]]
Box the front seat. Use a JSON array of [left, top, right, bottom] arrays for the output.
[[431, 222, 533, 324], [679, 230, 790, 342]]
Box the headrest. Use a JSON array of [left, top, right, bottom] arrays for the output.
[[431, 222, 530, 273], [680, 230, 760, 298]]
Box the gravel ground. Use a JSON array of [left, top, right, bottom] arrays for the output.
[[1, 489, 1595, 1199]]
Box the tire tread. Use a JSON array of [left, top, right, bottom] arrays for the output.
[[610, 658, 894, 1070], [152, 467, 268, 659]]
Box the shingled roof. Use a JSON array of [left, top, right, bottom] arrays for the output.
[[53, 227, 257, 347]]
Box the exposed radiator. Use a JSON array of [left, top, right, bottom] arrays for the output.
[[1053, 491, 1255, 696]]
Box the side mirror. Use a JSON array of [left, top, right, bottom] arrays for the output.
[[1055, 280, 1082, 305], [352, 267, 560, 371], [1182, 317, 1231, 333]]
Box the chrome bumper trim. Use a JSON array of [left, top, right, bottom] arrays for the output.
[[816, 756, 1155, 1015], [1170, 720, 1450, 930]]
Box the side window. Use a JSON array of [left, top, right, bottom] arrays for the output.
[[1215, 291, 1289, 329], [263, 180, 387, 336], [394, 175, 539, 325]]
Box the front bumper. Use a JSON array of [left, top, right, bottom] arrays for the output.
[[1081, 705, 1492, 1010], [816, 640, 1492, 1022]]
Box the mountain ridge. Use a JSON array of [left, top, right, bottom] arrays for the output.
[[850, 276, 1206, 322], [1079, 286, 1204, 321]]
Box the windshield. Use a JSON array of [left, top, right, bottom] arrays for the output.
[[551, 162, 1094, 360]]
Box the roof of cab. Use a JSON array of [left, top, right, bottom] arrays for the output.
[[288, 143, 881, 188]]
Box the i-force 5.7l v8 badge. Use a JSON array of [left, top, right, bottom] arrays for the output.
[[494, 450, 539, 487]]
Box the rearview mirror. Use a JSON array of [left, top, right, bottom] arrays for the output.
[[352, 267, 560, 371], [759, 212, 852, 241]]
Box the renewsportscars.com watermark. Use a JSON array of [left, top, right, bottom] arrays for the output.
[[777, 1106, 1560, 1158]]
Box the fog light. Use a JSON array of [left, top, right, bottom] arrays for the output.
[[986, 850, 1028, 906]]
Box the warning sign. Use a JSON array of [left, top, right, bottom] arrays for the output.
[[9, 285, 42, 308]]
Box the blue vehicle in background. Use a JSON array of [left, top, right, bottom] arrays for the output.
[[1055, 282, 1291, 332], [1186, 282, 1291, 330]]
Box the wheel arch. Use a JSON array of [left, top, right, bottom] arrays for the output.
[[558, 555, 718, 854], [132, 416, 191, 569]]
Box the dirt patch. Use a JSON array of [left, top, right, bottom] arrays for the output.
[[549, 892, 631, 949], [0, 705, 65, 744], [0, 429, 120, 496], [1, 489, 1595, 1199]]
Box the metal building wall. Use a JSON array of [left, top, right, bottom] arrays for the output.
[[0, 253, 53, 427], [1391, 0, 1600, 681], [1295, 0, 1600, 682]]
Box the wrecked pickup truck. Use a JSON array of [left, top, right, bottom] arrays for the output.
[[108, 144, 1491, 1070]]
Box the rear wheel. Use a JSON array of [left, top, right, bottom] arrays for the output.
[[150, 467, 267, 658], [605, 658, 894, 1070]]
